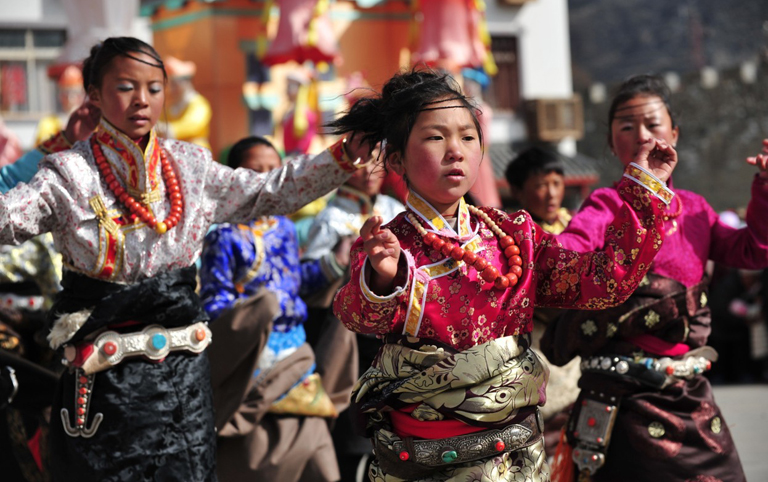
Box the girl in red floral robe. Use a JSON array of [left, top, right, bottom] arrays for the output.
[[328, 69, 678, 482]]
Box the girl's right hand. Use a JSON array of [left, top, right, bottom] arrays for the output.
[[344, 132, 372, 164], [633, 138, 678, 183], [361, 215, 401, 294], [746, 139, 768, 179]]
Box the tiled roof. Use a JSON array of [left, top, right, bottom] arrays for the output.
[[488, 143, 600, 186]]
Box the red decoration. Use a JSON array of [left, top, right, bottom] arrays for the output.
[[494, 440, 505, 452], [399, 451, 410, 461], [103, 341, 118, 356], [407, 206, 524, 289], [91, 138, 183, 235]]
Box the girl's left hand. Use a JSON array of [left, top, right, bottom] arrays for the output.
[[632, 138, 678, 183], [746, 139, 768, 179]]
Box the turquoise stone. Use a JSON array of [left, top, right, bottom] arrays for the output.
[[152, 333, 167, 350], [441, 450, 458, 463]]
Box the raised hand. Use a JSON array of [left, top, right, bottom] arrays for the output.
[[632, 138, 677, 183], [746, 139, 768, 179], [64, 100, 101, 143], [360, 215, 401, 294]]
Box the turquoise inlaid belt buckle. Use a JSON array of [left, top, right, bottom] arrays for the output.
[[391, 415, 537, 467], [94, 322, 212, 365]]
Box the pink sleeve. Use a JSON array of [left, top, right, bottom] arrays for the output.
[[555, 187, 624, 252], [708, 175, 768, 269], [529, 177, 666, 310], [332, 236, 413, 335]]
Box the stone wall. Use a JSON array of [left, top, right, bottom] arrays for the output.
[[577, 58, 768, 212]]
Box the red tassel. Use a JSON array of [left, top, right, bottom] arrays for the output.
[[550, 427, 576, 482]]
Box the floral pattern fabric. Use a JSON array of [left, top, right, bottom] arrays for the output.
[[200, 216, 314, 380], [0, 118, 353, 284], [333, 174, 668, 352]]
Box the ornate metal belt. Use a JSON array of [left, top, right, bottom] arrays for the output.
[[376, 409, 542, 469], [580, 346, 717, 389], [63, 322, 212, 375], [60, 322, 212, 438]]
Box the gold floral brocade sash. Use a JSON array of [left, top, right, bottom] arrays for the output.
[[354, 335, 549, 427]]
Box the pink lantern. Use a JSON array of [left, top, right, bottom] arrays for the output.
[[261, 0, 340, 66]]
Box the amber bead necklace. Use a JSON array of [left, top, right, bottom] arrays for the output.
[[407, 205, 524, 289], [91, 137, 183, 234]]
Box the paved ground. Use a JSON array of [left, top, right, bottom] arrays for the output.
[[712, 384, 768, 481]]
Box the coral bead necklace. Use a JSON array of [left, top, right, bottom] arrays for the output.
[[91, 137, 183, 235], [407, 205, 524, 290]]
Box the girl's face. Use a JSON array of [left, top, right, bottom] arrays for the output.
[[89, 52, 165, 141], [392, 98, 482, 216], [610, 94, 679, 167], [516, 170, 565, 224], [346, 160, 385, 198]]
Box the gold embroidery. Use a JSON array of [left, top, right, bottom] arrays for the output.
[[711, 417, 722, 434], [700, 292, 708, 308], [581, 320, 597, 336], [128, 186, 162, 205], [648, 421, 665, 438], [89, 196, 119, 236], [607, 323, 618, 338], [644, 310, 660, 328]]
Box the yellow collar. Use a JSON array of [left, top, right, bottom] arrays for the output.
[[93, 118, 162, 198], [406, 191, 473, 239]]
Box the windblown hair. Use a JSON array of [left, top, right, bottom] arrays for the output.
[[325, 69, 483, 166], [82, 37, 166, 92], [608, 74, 677, 128], [227, 136, 280, 169]]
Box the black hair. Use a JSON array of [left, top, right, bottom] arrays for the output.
[[608, 74, 677, 129], [325, 68, 483, 167], [505, 146, 564, 190], [227, 136, 280, 169], [82, 37, 166, 92]]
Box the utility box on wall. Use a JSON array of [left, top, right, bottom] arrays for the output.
[[524, 95, 584, 142]]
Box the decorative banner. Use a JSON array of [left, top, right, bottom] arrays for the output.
[[411, 0, 497, 75], [260, 0, 340, 67]]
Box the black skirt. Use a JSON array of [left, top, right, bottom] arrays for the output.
[[49, 352, 216, 482]]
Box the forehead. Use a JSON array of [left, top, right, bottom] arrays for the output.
[[524, 170, 563, 186], [104, 53, 165, 80], [413, 100, 475, 127], [247, 144, 280, 161], [613, 95, 667, 121]]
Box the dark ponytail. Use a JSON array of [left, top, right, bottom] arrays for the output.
[[326, 69, 482, 165], [82, 37, 166, 93]]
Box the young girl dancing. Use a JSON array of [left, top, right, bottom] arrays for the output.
[[0, 37, 368, 481], [330, 70, 678, 481]]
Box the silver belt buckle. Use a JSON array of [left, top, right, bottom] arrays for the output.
[[93, 322, 212, 367]]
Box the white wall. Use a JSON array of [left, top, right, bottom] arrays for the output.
[[486, 0, 573, 99], [0, 0, 67, 27]]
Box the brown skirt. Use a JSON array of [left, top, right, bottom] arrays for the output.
[[586, 375, 745, 482]]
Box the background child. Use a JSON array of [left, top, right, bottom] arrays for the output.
[[300, 149, 404, 482], [201, 136, 342, 482], [504, 146, 580, 455], [328, 69, 677, 481]]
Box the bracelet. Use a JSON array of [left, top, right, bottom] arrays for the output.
[[5, 366, 18, 406], [623, 162, 674, 205], [341, 138, 362, 166]]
